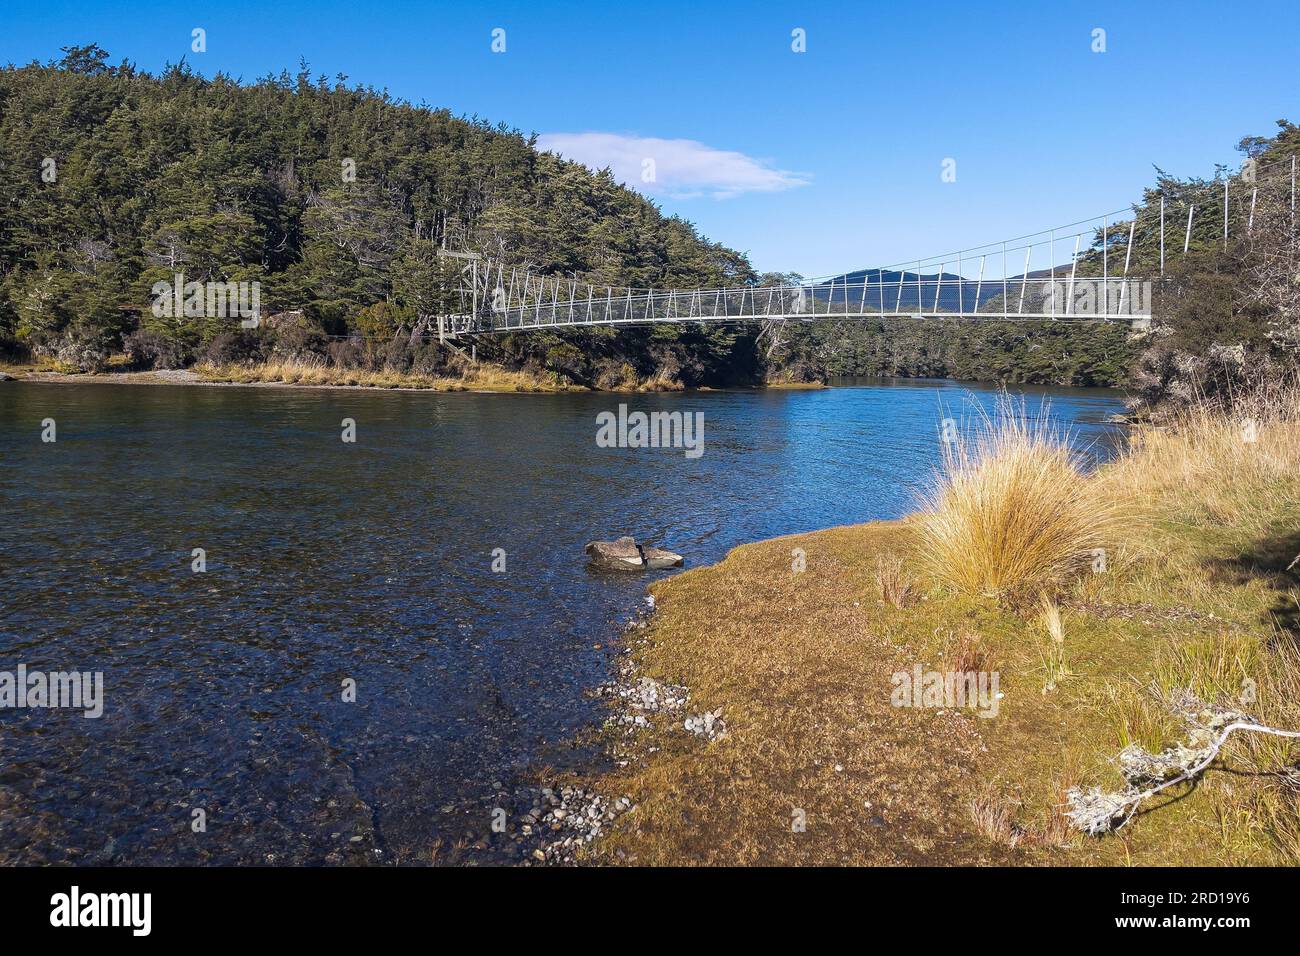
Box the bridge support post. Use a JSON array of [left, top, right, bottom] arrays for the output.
[[1119, 219, 1136, 316]]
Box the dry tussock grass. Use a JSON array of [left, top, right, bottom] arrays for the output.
[[1036, 595, 1070, 692], [943, 629, 988, 674], [915, 399, 1120, 600], [1101, 383, 1300, 533], [969, 791, 1022, 849], [875, 554, 916, 608], [196, 359, 572, 392]]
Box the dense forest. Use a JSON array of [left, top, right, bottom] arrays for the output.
[[787, 318, 1137, 386], [0, 47, 1293, 396], [0, 46, 759, 387]]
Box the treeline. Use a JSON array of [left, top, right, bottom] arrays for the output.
[[4, 47, 1290, 397], [760, 318, 1137, 387], [0, 46, 756, 386]]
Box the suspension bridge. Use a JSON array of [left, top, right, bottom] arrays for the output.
[[433, 153, 1297, 341]]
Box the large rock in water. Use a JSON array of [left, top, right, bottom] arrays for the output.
[[0, 372, 13, 381], [585, 536, 644, 571], [585, 537, 684, 572], [642, 546, 684, 570]]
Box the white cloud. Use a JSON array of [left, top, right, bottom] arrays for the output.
[[536, 132, 809, 200]]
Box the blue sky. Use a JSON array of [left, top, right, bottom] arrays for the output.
[[3, 0, 1298, 277]]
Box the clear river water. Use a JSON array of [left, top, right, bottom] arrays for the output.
[[0, 377, 1127, 863]]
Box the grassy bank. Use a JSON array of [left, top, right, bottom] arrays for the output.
[[578, 391, 1300, 865], [194, 359, 578, 392], [4, 355, 835, 394], [1, 357, 697, 393]]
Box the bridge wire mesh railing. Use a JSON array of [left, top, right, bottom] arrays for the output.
[[445, 154, 1295, 335]]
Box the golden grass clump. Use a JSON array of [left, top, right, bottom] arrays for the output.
[[968, 792, 1023, 849], [915, 399, 1117, 599], [943, 628, 988, 674], [195, 359, 571, 392], [875, 554, 916, 608], [1038, 595, 1070, 692], [1100, 381, 1300, 532]]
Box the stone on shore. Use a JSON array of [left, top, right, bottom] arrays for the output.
[[0, 372, 13, 381]]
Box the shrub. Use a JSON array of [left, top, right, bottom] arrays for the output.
[[34, 320, 114, 372], [354, 301, 413, 345], [914, 398, 1117, 598], [375, 337, 413, 372], [202, 330, 261, 366], [595, 359, 638, 390], [266, 313, 329, 362], [326, 337, 364, 369], [410, 342, 451, 376], [544, 342, 587, 382], [1131, 340, 1280, 418], [125, 328, 192, 369], [0, 333, 28, 363]]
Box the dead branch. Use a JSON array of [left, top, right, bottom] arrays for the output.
[[1066, 689, 1300, 835]]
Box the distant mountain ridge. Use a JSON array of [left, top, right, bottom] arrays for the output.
[[813, 265, 1076, 312]]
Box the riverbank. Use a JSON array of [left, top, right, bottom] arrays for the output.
[[1, 359, 579, 393], [563, 394, 1300, 866], [1, 359, 827, 394]]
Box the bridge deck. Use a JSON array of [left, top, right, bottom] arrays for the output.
[[444, 273, 1154, 336]]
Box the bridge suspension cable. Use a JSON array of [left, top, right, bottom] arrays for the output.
[[433, 153, 1294, 339]]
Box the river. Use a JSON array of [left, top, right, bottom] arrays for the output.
[[0, 377, 1127, 864]]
